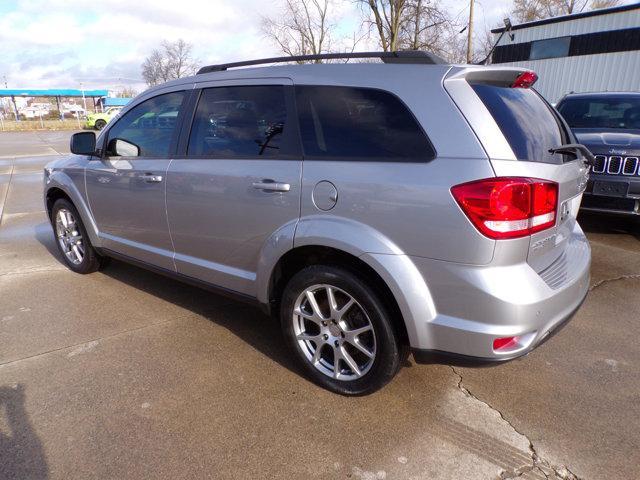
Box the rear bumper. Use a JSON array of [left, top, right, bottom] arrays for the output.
[[412, 291, 585, 365], [393, 222, 590, 360]]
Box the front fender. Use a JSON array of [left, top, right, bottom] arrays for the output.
[[45, 168, 101, 247]]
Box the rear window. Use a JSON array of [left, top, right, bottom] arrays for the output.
[[472, 84, 564, 163], [557, 96, 640, 130], [296, 86, 435, 162]]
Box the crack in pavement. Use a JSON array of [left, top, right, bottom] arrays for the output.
[[589, 274, 640, 292], [450, 366, 582, 480]]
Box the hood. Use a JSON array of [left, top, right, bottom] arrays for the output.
[[573, 128, 640, 154]]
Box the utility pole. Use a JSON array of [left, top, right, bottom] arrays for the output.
[[466, 0, 474, 64]]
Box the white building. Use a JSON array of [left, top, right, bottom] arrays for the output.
[[490, 3, 640, 102]]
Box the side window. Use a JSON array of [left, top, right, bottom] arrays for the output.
[[106, 91, 186, 157], [296, 86, 435, 161], [188, 86, 291, 158]]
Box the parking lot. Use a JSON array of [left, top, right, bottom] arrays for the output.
[[0, 131, 638, 480]]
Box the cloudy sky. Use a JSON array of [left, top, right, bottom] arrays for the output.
[[0, 0, 609, 92]]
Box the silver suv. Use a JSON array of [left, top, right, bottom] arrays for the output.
[[44, 52, 591, 395]]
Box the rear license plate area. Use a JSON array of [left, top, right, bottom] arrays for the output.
[[593, 181, 629, 197]]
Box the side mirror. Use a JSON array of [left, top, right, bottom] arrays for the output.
[[108, 138, 140, 157], [70, 132, 96, 155]]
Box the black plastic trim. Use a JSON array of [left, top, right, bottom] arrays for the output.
[[100, 248, 263, 309], [197, 51, 446, 74]]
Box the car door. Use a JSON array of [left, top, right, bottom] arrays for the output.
[[85, 89, 189, 270], [166, 79, 302, 296]]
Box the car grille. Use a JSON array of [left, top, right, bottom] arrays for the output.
[[593, 155, 639, 175]]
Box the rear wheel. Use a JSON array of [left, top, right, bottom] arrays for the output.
[[280, 265, 402, 395], [94, 119, 106, 130], [51, 199, 107, 274]]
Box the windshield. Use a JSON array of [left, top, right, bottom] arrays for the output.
[[557, 97, 640, 130]]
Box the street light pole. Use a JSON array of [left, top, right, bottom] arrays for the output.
[[80, 82, 87, 114], [466, 0, 475, 64]]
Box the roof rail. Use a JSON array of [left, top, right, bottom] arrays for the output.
[[196, 50, 447, 74]]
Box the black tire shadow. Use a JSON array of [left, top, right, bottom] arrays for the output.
[[0, 385, 49, 480]]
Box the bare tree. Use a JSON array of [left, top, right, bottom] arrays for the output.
[[115, 86, 138, 98], [262, 0, 333, 61], [141, 39, 199, 86], [357, 0, 464, 62], [357, 0, 408, 52], [511, 0, 621, 23]]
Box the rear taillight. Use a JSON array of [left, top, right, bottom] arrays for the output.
[[451, 177, 558, 239], [511, 71, 538, 88]]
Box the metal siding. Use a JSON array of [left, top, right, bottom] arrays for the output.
[[496, 9, 640, 45], [500, 52, 640, 102]]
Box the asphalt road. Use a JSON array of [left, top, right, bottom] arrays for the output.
[[1, 131, 638, 480]]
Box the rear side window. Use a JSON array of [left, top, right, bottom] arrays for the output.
[[472, 84, 564, 163], [296, 86, 435, 161], [188, 86, 293, 158]]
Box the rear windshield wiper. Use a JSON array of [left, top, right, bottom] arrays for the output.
[[548, 143, 596, 166]]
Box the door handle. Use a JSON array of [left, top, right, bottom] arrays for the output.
[[252, 180, 290, 192], [140, 174, 163, 183]]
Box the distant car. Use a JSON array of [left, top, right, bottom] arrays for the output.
[[557, 92, 640, 216], [85, 107, 123, 130]]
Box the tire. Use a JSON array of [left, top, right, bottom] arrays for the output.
[[94, 119, 107, 130], [51, 199, 107, 274], [280, 265, 402, 395]]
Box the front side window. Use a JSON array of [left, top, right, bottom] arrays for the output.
[[106, 91, 186, 157], [529, 37, 570, 60], [557, 97, 640, 130], [188, 86, 290, 157], [296, 86, 435, 161]]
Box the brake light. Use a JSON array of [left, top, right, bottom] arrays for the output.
[[511, 71, 538, 88], [451, 177, 558, 239]]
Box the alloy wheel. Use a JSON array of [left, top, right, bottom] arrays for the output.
[[292, 284, 377, 381], [55, 208, 85, 265]]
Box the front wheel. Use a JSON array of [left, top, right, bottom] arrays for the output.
[[51, 199, 107, 274], [280, 265, 402, 395]]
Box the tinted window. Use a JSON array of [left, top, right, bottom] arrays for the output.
[[296, 86, 434, 161], [188, 86, 290, 157], [557, 97, 640, 129], [472, 84, 564, 163], [530, 37, 570, 60], [106, 91, 185, 157]]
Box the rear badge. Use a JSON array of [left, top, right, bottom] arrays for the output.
[[559, 201, 571, 223]]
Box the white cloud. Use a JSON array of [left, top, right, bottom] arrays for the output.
[[3, 0, 593, 91]]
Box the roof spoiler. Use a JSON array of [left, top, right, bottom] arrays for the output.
[[197, 51, 447, 74]]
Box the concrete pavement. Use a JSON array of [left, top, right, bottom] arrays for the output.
[[1, 132, 638, 479]]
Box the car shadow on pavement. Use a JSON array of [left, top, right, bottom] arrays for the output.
[[0, 384, 49, 480], [101, 260, 303, 378], [579, 211, 640, 241]]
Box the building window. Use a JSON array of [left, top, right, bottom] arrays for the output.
[[529, 37, 571, 60]]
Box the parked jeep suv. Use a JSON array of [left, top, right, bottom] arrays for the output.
[[44, 52, 591, 395], [557, 92, 640, 216]]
